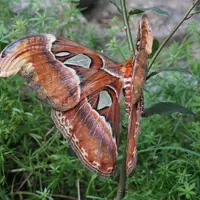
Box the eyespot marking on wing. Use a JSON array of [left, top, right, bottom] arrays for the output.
[[97, 91, 112, 110], [64, 54, 91, 68], [62, 65, 81, 85], [55, 52, 70, 57]]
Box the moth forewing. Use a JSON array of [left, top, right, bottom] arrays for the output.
[[125, 15, 154, 175]]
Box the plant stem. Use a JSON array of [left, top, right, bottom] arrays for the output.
[[77, 179, 81, 200], [148, 0, 200, 71], [186, 10, 200, 20], [120, 0, 134, 54], [116, 150, 127, 200], [116, 0, 134, 199]]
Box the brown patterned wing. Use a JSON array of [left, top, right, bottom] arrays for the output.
[[125, 15, 153, 175], [131, 15, 153, 104], [126, 101, 141, 175], [89, 81, 123, 145], [0, 34, 122, 111], [0, 34, 80, 111], [0, 33, 124, 176], [51, 37, 123, 101], [52, 37, 123, 76], [51, 82, 123, 176]]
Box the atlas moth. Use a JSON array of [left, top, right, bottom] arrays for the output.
[[0, 15, 153, 176]]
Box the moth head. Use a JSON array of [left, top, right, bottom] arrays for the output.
[[0, 34, 55, 77]]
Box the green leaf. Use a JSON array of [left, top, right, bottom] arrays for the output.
[[86, 196, 104, 200], [129, 7, 170, 18], [148, 39, 160, 59], [109, 0, 122, 13], [143, 102, 195, 117], [129, 9, 145, 15], [146, 67, 191, 80]]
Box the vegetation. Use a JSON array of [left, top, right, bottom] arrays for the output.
[[0, 0, 200, 199]]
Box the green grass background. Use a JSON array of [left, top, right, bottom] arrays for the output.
[[0, 1, 200, 199]]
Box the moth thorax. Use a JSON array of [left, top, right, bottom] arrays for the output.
[[124, 87, 131, 115], [123, 63, 133, 115], [123, 78, 132, 115]]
